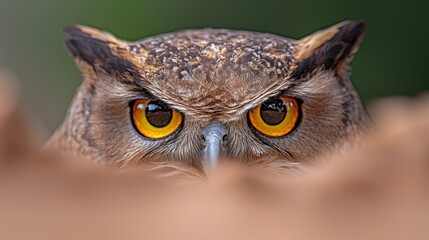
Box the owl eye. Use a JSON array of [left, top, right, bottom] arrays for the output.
[[248, 97, 299, 137], [132, 99, 183, 139]]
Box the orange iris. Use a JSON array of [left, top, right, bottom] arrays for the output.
[[132, 99, 183, 139], [249, 97, 299, 137]]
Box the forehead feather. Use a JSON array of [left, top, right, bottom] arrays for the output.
[[128, 29, 297, 82]]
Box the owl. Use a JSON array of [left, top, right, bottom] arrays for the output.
[[47, 20, 368, 175]]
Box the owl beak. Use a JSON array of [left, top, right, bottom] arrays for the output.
[[201, 122, 228, 173]]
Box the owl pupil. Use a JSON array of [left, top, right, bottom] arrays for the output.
[[260, 98, 287, 125], [145, 100, 172, 128]]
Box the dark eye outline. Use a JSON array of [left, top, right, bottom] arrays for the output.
[[129, 99, 184, 140], [247, 96, 302, 139]]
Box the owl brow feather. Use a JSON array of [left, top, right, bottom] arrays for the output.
[[130, 87, 157, 100]]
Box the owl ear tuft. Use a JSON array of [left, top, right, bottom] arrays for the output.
[[63, 25, 141, 79], [291, 20, 367, 79]]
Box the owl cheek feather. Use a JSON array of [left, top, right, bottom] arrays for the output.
[[291, 20, 367, 79]]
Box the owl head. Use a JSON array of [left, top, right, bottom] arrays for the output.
[[48, 21, 368, 174]]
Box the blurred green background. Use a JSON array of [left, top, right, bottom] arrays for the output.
[[0, 0, 428, 133]]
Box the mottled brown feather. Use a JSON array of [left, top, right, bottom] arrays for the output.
[[48, 21, 369, 174]]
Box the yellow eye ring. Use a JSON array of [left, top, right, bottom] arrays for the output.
[[248, 97, 299, 137], [132, 99, 183, 139]]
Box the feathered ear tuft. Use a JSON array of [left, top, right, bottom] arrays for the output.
[[291, 20, 367, 79], [63, 25, 141, 79]]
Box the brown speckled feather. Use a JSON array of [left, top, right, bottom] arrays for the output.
[[48, 21, 369, 175]]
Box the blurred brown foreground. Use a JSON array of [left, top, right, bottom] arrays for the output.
[[1, 70, 429, 240]]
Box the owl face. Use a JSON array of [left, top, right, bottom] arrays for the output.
[[49, 21, 368, 174]]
